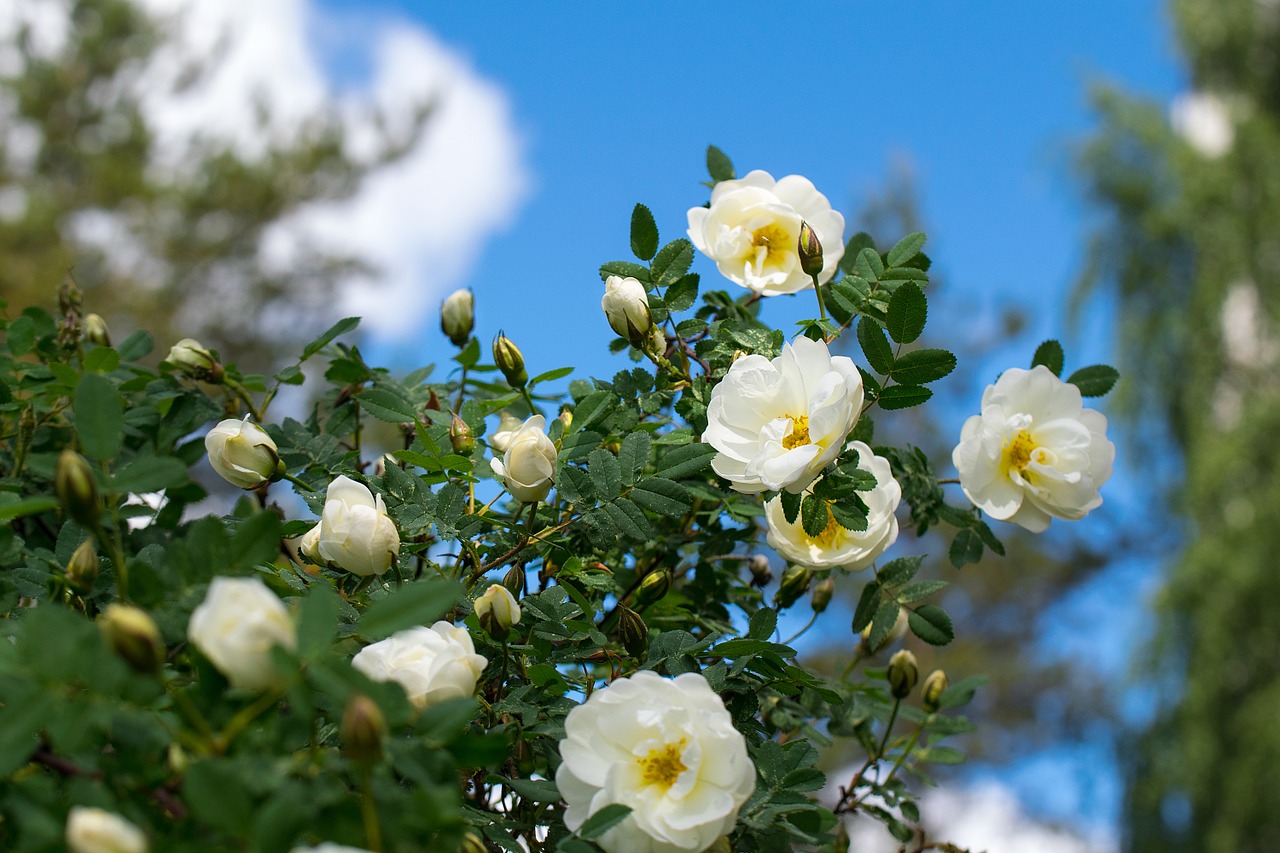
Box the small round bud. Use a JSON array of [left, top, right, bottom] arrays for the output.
[[66, 539, 99, 594], [83, 313, 111, 347], [617, 605, 649, 656], [922, 669, 949, 713], [798, 221, 824, 278], [557, 408, 573, 432], [474, 584, 521, 640], [888, 649, 919, 699], [748, 554, 773, 587], [492, 332, 527, 388], [601, 275, 654, 348], [810, 577, 834, 614], [635, 569, 672, 608], [774, 564, 812, 609], [440, 288, 475, 347], [204, 418, 280, 490], [99, 604, 166, 673], [450, 412, 476, 455], [342, 694, 386, 766], [164, 338, 222, 382], [502, 563, 527, 598], [167, 742, 189, 776], [56, 449, 100, 527]]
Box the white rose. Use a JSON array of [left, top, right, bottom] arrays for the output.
[[601, 275, 653, 346], [165, 338, 217, 373], [474, 583, 521, 635], [687, 169, 845, 296], [299, 476, 400, 577], [351, 622, 487, 709], [66, 807, 148, 853], [703, 336, 863, 494], [489, 411, 524, 454], [490, 414, 557, 503], [204, 417, 279, 490], [557, 671, 756, 853], [440, 288, 475, 346], [764, 441, 901, 571], [188, 576, 296, 690], [952, 365, 1115, 533]]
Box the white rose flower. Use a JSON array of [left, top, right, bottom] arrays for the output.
[[703, 336, 863, 494], [66, 807, 147, 853], [764, 441, 901, 571], [952, 365, 1115, 533], [351, 622, 487, 709], [489, 411, 524, 454], [440, 288, 475, 347], [298, 476, 400, 577], [687, 169, 845, 296], [474, 583, 521, 633], [601, 275, 653, 346], [165, 338, 217, 373], [490, 414, 557, 503], [204, 417, 279, 490], [188, 576, 296, 690], [557, 671, 756, 853]]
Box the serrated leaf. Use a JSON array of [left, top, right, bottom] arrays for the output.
[[1066, 364, 1119, 397], [297, 583, 339, 659], [358, 387, 417, 423], [630, 203, 659, 261], [886, 232, 926, 267], [579, 804, 633, 840], [706, 145, 734, 183], [877, 384, 932, 410], [896, 580, 948, 604], [302, 316, 359, 360], [858, 317, 894, 375], [908, 604, 954, 646], [839, 232, 875, 275], [868, 600, 902, 650], [656, 442, 716, 480], [829, 499, 869, 532], [617, 431, 650, 487], [598, 261, 651, 283], [879, 555, 924, 586], [886, 282, 928, 344], [1032, 339, 1065, 376], [748, 607, 777, 640], [800, 495, 829, 537], [651, 239, 695, 288], [571, 391, 615, 432], [664, 274, 699, 312], [630, 477, 690, 516], [855, 246, 884, 281], [588, 449, 622, 502], [360, 578, 462, 640], [851, 581, 881, 632], [603, 500, 652, 540], [780, 490, 802, 525], [75, 373, 124, 460], [949, 528, 984, 568], [890, 348, 955, 385]]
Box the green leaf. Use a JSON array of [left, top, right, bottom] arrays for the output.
[[857, 317, 894, 375], [748, 607, 778, 640], [630, 203, 659, 261], [579, 804, 633, 840], [908, 604, 954, 646], [116, 330, 153, 362], [358, 387, 418, 423], [1067, 364, 1119, 397], [530, 366, 574, 385], [706, 145, 735, 183], [885, 282, 927, 344], [185, 760, 254, 835], [896, 580, 948, 604], [1031, 339, 1064, 376], [0, 496, 59, 521], [839, 232, 875, 275], [800, 495, 829, 537], [110, 456, 189, 494], [571, 390, 615, 433], [617, 431, 651, 487], [664, 273, 699, 313], [949, 528, 984, 568], [605, 499, 654, 540], [75, 373, 124, 460], [83, 346, 120, 374], [656, 442, 716, 480], [588, 449, 622, 502], [297, 583, 340, 659], [360, 578, 463, 640], [879, 556, 923, 586], [504, 777, 561, 802], [454, 336, 482, 368], [856, 247, 885, 280], [867, 600, 902, 650], [890, 348, 956, 384], [630, 477, 690, 517], [230, 511, 283, 568], [302, 316, 360, 361], [877, 384, 932, 410], [780, 489, 802, 524], [851, 582, 881, 633], [886, 232, 927, 267], [598, 261, 651, 283], [651, 239, 695, 288]]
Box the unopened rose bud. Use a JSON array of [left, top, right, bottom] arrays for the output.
[[888, 649, 919, 699], [165, 338, 222, 382], [474, 583, 521, 640], [774, 564, 812, 609], [492, 332, 527, 388], [798, 221, 824, 278], [450, 412, 476, 455], [810, 577, 834, 614], [748, 554, 773, 587], [601, 275, 654, 349], [99, 604, 166, 673], [56, 449, 100, 527], [440, 288, 475, 347], [83, 313, 111, 347], [502, 563, 526, 597], [558, 408, 572, 432], [922, 669, 949, 712], [635, 569, 671, 608], [204, 418, 281, 490], [617, 605, 648, 656], [489, 411, 522, 454], [342, 694, 386, 765], [66, 539, 99, 594]]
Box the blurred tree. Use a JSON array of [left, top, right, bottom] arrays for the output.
[[1077, 0, 1280, 849], [0, 0, 427, 371]]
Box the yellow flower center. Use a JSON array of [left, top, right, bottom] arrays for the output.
[[805, 505, 845, 549], [782, 414, 810, 450], [639, 740, 688, 790], [1003, 430, 1036, 473], [749, 222, 795, 268]]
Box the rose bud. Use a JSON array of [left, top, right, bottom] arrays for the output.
[[83, 313, 111, 347], [56, 449, 101, 527], [888, 649, 919, 699], [617, 605, 649, 656], [449, 412, 476, 455], [922, 669, 949, 713], [489, 415, 556, 503], [810, 577, 834, 614], [635, 569, 672, 608], [797, 220, 824, 278], [440, 288, 475, 347], [204, 417, 281, 490], [601, 275, 654, 349], [774, 564, 813, 609], [342, 694, 386, 766], [164, 338, 222, 382], [492, 332, 528, 388], [99, 604, 166, 674], [474, 583, 521, 641], [66, 539, 99, 595]]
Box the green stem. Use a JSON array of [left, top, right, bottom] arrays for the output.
[[278, 471, 316, 492], [880, 722, 927, 790], [782, 612, 819, 646], [223, 377, 263, 422], [810, 272, 828, 323], [358, 769, 383, 852], [519, 386, 540, 418], [216, 687, 285, 752], [454, 365, 469, 412]]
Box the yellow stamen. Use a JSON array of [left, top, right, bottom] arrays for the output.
[[1003, 430, 1036, 473], [639, 740, 688, 789], [782, 414, 810, 450]]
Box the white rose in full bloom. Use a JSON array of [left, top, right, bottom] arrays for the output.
[[489, 411, 524, 454], [298, 476, 400, 577], [687, 169, 845, 296], [204, 417, 279, 490], [703, 336, 863, 494], [351, 622, 487, 709], [952, 365, 1115, 533], [490, 414, 557, 503], [601, 275, 653, 346], [557, 670, 756, 853], [66, 807, 147, 853], [188, 576, 296, 690], [764, 441, 901, 571]]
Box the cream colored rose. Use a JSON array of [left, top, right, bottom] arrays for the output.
[[204, 417, 279, 490], [298, 476, 400, 577], [489, 411, 524, 454], [765, 441, 901, 571], [557, 671, 756, 853], [474, 583, 521, 635], [490, 414, 556, 503], [952, 365, 1115, 532], [440, 288, 475, 346], [687, 169, 845, 296], [602, 275, 653, 346], [351, 622, 487, 709], [188, 577, 296, 690], [703, 336, 863, 494], [66, 807, 147, 853]]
